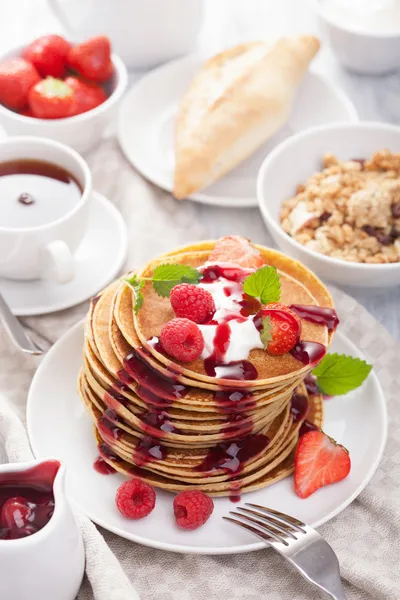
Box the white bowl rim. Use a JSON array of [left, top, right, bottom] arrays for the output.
[[313, 0, 400, 39], [257, 120, 400, 271], [0, 47, 128, 125]]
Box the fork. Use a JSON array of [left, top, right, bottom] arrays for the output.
[[224, 503, 347, 600]]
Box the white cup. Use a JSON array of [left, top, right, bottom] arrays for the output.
[[0, 136, 92, 284], [47, 0, 204, 70]]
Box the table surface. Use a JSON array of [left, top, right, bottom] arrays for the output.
[[0, 0, 399, 339]]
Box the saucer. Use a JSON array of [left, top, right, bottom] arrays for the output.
[[118, 55, 358, 208], [0, 192, 128, 316]]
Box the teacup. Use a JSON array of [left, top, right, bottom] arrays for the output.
[[0, 136, 92, 284], [47, 0, 204, 70]]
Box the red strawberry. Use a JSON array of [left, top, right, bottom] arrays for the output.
[[65, 76, 107, 115], [294, 431, 351, 499], [22, 34, 71, 78], [28, 77, 75, 119], [209, 236, 264, 269], [0, 58, 40, 111], [258, 303, 301, 355], [20, 107, 34, 118], [67, 36, 113, 82]]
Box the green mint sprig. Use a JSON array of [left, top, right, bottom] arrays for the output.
[[151, 264, 201, 297], [123, 264, 202, 313], [312, 353, 372, 396], [243, 265, 281, 304], [123, 274, 145, 314]]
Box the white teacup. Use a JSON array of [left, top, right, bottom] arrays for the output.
[[47, 0, 204, 70], [0, 136, 92, 284]]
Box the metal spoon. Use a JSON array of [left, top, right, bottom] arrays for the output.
[[0, 293, 44, 355]]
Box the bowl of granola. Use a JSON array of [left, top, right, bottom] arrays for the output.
[[257, 122, 400, 288]]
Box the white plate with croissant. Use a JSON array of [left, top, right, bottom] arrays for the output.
[[118, 36, 357, 208]]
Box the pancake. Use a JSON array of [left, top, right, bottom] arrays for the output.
[[77, 237, 331, 499], [133, 245, 333, 387]]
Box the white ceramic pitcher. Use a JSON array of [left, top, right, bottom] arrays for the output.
[[0, 459, 85, 600], [48, 0, 204, 69]]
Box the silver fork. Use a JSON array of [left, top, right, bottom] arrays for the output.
[[224, 503, 347, 600]]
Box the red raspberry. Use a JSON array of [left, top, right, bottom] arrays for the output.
[[173, 491, 214, 530], [160, 318, 204, 362], [115, 478, 156, 519], [170, 284, 215, 323]]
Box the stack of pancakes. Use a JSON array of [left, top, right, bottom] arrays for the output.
[[79, 241, 334, 497]]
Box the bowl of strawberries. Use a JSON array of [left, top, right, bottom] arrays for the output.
[[0, 34, 128, 154]]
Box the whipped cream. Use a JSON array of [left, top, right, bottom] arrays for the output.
[[197, 262, 263, 363]]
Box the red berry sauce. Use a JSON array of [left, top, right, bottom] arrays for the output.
[[289, 304, 339, 332], [0, 461, 58, 540], [290, 340, 326, 366], [290, 392, 309, 423], [196, 434, 270, 474]]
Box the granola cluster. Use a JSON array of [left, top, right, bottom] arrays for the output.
[[280, 150, 400, 264]]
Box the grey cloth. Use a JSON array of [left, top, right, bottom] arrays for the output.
[[0, 139, 399, 599]]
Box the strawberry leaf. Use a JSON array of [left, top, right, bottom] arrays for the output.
[[312, 353, 372, 396], [151, 264, 202, 298], [123, 275, 145, 314], [243, 266, 281, 304], [260, 315, 273, 349]]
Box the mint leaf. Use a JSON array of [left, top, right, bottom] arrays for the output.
[[312, 353, 372, 396], [151, 264, 202, 298], [260, 315, 273, 349], [243, 266, 281, 304], [123, 275, 144, 314]]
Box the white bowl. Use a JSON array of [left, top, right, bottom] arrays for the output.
[[0, 45, 128, 154], [257, 122, 400, 289], [314, 0, 400, 75]]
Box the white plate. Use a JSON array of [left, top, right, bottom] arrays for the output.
[[117, 55, 358, 208], [27, 323, 387, 554], [0, 192, 128, 316]]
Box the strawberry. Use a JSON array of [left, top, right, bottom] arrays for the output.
[[0, 58, 40, 111], [258, 303, 301, 355], [294, 431, 351, 499], [28, 77, 75, 119], [209, 235, 264, 269], [65, 76, 107, 115], [67, 36, 113, 82], [22, 35, 71, 78]]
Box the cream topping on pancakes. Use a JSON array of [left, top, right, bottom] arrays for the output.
[[197, 262, 264, 363]]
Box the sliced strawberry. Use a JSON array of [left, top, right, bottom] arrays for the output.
[[65, 76, 106, 115], [209, 236, 264, 269], [0, 58, 41, 111], [67, 36, 113, 82], [259, 303, 301, 355], [28, 77, 75, 119], [22, 35, 71, 78], [294, 430, 351, 499]]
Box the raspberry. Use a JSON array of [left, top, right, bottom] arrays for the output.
[[115, 478, 156, 519], [173, 491, 214, 530], [170, 284, 215, 323], [160, 318, 204, 362]]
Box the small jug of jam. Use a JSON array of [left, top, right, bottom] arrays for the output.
[[0, 459, 85, 600]]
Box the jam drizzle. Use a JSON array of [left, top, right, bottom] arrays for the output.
[[197, 434, 270, 475], [289, 304, 339, 332], [290, 340, 326, 366], [290, 393, 309, 423]]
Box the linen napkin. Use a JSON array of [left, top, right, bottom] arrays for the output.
[[0, 393, 139, 600]]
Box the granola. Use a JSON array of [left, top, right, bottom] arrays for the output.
[[280, 150, 400, 264]]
